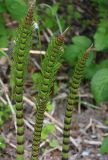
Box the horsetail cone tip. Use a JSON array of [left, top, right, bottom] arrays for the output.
[[25, 0, 36, 25], [25, 4, 34, 24], [84, 43, 93, 57], [59, 27, 70, 40]]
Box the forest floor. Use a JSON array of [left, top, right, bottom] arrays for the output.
[[1, 57, 108, 160], [1, 0, 108, 160]]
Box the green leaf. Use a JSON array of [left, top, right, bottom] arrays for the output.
[[0, 36, 8, 47], [0, 23, 7, 36], [84, 63, 98, 79], [0, 136, 6, 149], [32, 73, 42, 89], [72, 36, 91, 48], [5, 0, 27, 21], [49, 138, 58, 147], [41, 123, 55, 140], [51, 3, 59, 15], [0, 50, 7, 57], [0, 17, 8, 47], [0, 119, 3, 127], [63, 36, 92, 66], [94, 19, 108, 51], [104, 117, 108, 125], [85, 59, 108, 79], [97, 59, 108, 69], [91, 69, 108, 104], [100, 136, 108, 154], [63, 45, 79, 65], [0, 2, 6, 13], [92, 0, 108, 8], [46, 102, 53, 112], [59, 17, 65, 30], [44, 17, 56, 28], [7, 28, 16, 39]]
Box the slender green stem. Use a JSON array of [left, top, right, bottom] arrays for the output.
[[11, 4, 34, 160], [39, 3, 62, 33], [32, 34, 64, 160], [62, 47, 91, 160]]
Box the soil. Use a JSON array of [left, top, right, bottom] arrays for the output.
[[1, 1, 108, 160]]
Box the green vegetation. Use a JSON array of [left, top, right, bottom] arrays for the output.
[[100, 136, 108, 154], [0, 103, 10, 127], [32, 33, 64, 160], [10, 4, 34, 160], [1, 0, 108, 159], [91, 69, 108, 104], [0, 0, 27, 47], [0, 136, 6, 150], [62, 47, 91, 160]]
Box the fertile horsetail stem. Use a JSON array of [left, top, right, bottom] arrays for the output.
[[10, 4, 34, 160], [62, 45, 92, 160], [32, 34, 64, 160]]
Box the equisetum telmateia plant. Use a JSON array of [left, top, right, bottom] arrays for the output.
[[11, 3, 34, 160], [31, 33, 65, 160], [62, 47, 91, 160], [10, 2, 92, 160]]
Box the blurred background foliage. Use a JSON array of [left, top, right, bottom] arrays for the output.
[[1, 0, 108, 104], [1, 0, 108, 155]]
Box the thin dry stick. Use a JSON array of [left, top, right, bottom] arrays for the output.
[[0, 96, 7, 104], [83, 139, 101, 145], [0, 95, 34, 132], [23, 96, 62, 128], [0, 78, 17, 130], [23, 96, 80, 150], [2, 134, 29, 155], [0, 48, 46, 55]]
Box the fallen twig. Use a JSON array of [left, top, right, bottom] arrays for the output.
[[0, 48, 46, 55]]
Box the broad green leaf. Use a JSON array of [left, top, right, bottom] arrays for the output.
[[63, 36, 92, 66], [7, 28, 16, 39], [0, 3, 6, 13], [0, 17, 7, 47], [92, 0, 108, 8], [97, 59, 108, 69], [32, 73, 42, 84], [84, 64, 98, 79], [91, 69, 108, 104], [0, 50, 7, 57], [0, 23, 7, 36], [0, 119, 3, 127], [0, 136, 6, 149], [44, 17, 56, 28], [100, 136, 108, 154], [32, 73, 42, 89], [85, 59, 108, 79], [49, 138, 58, 147], [94, 19, 108, 51], [5, 0, 27, 21], [104, 117, 108, 125], [41, 123, 55, 140], [63, 44, 79, 65], [0, 36, 8, 47], [59, 17, 65, 30], [67, 5, 81, 19], [72, 36, 91, 48], [46, 102, 53, 112], [51, 3, 59, 15]]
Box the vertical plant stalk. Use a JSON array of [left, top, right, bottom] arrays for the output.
[[62, 47, 92, 160], [11, 4, 34, 160], [32, 34, 64, 160]]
